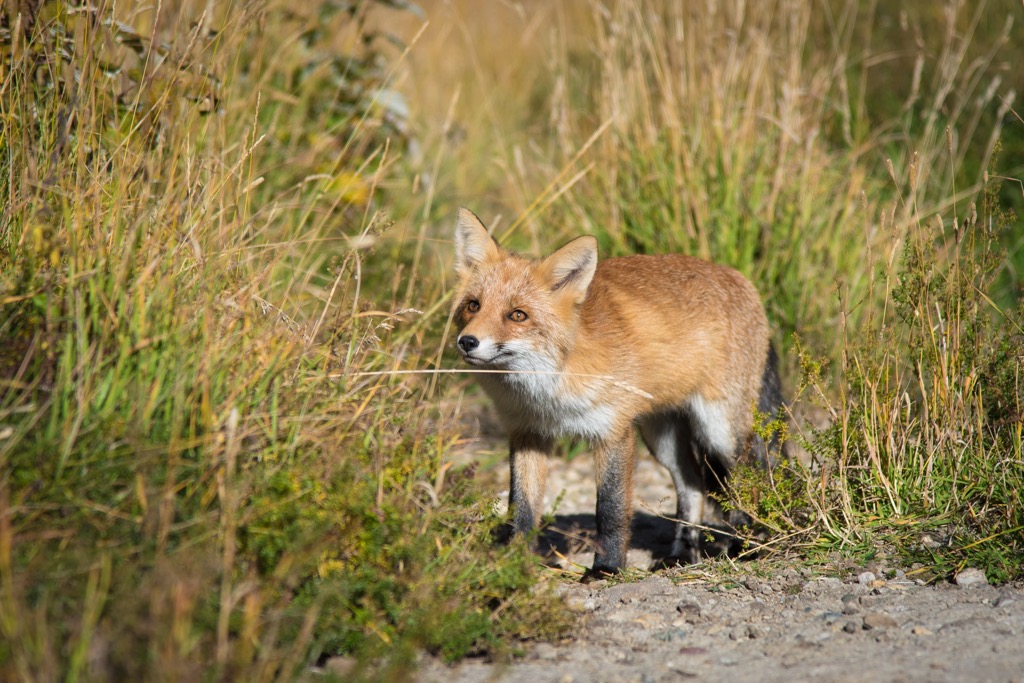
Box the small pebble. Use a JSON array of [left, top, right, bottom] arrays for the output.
[[954, 567, 988, 588], [863, 612, 899, 630], [750, 624, 771, 639], [729, 624, 754, 641], [653, 628, 687, 642], [843, 620, 860, 633], [676, 601, 702, 622], [857, 571, 876, 585], [911, 626, 934, 636]]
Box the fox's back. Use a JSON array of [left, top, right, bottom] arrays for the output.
[[586, 253, 764, 326], [572, 253, 769, 408]]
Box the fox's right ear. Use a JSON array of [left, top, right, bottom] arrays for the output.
[[454, 208, 501, 276], [540, 235, 598, 304]]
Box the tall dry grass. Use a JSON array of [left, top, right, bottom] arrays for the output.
[[396, 0, 1022, 578], [0, 1, 568, 680]]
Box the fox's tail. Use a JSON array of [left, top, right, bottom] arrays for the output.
[[753, 343, 787, 467]]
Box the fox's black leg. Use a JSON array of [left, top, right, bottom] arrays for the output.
[[591, 432, 637, 575]]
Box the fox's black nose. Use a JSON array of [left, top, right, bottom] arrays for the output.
[[458, 335, 480, 353]]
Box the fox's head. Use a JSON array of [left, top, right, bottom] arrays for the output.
[[452, 208, 598, 372]]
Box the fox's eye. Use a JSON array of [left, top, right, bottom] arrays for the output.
[[509, 309, 528, 322], [466, 300, 480, 313]]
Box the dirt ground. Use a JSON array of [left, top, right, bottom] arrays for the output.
[[416, 423, 1024, 683], [419, 569, 1024, 683]]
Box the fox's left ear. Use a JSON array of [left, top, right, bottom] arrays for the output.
[[541, 235, 598, 303], [454, 208, 502, 277]]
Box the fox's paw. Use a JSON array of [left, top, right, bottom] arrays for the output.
[[584, 552, 626, 582], [581, 565, 622, 584], [663, 542, 702, 568], [650, 554, 695, 571]]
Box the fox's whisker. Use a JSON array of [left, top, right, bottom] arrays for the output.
[[339, 368, 656, 399]]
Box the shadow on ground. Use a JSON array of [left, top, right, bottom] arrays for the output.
[[537, 511, 751, 572], [538, 512, 676, 570]]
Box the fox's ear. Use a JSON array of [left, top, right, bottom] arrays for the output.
[[541, 235, 598, 303], [454, 208, 501, 276]]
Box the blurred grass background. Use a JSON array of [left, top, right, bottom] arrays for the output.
[[1, 0, 1022, 679]]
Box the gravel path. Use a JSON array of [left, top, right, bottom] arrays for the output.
[[418, 419, 1024, 683], [420, 571, 1024, 683]]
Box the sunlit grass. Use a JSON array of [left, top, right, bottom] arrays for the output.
[[0, 1, 568, 679], [395, 0, 1022, 580], [1, 0, 1022, 679]]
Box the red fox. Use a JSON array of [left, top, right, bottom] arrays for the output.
[[452, 208, 784, 575]]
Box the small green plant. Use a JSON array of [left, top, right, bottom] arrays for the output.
[[804, 171, 1024, 581]]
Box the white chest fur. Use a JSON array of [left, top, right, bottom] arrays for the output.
[[478, 359, 619, 442]]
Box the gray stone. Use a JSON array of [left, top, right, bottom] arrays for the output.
[[857, 571, 877, 585], [954, 567, 989, 588]]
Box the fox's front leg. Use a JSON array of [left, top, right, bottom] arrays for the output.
[[507, 431, 553, 540], [591, 431, 637, 575]]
